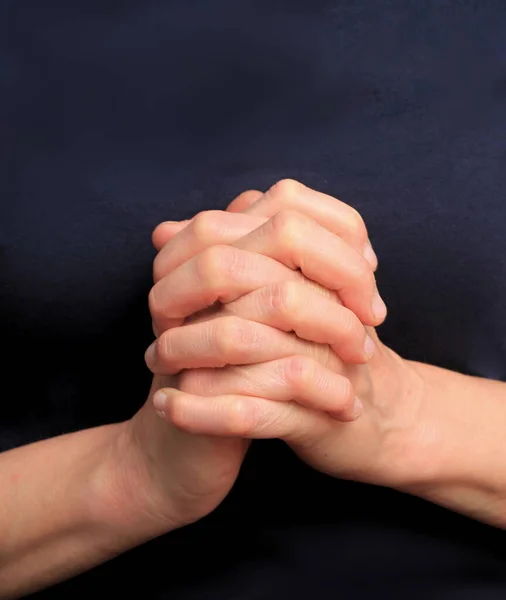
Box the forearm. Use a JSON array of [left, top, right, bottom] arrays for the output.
[[0, 422, 174, 598], [404, 361, 506, 528]]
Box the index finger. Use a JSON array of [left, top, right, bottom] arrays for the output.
[[240, 179, 378, 270]]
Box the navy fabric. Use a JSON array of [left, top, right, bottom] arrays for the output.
[[3, 1, 506, 597]]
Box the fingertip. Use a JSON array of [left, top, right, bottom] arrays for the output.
[[363, 240, 378, 271], [152, 220, 190, 251], [330, 396, 363, 422], [152, 320, 161, 338], [337, 335, 376, 364], [332, 343, 369, 365], [363, 333, 376, 359], [144, 342, 157, 371], [371, 291, 388, 325], [349, 397, 364, 420], [226, 190, 264, 213]]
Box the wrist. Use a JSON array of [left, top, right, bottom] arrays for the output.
[[89, 414, 182, 547], [368, 350, 431, 489], [400, 361, 485, 489], [395, 361, 506, 527], [389, 360, 465, 492]]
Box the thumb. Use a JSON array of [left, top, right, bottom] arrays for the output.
[[226, 190, 264, 213], [152, 387, 327, 444]]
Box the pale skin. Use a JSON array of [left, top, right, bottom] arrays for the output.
[[1, 180, 506, 598]]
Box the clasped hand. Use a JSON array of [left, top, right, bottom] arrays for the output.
[[145, 180, 425, 501]]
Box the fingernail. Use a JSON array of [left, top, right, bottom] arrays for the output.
[[363, 334, 376, 357], [153, 389, 168, 413], [372, 290, 387, 321], [363, 240, 378, 268], [350, 397, 363, 420], [144, 342, 157, 367]]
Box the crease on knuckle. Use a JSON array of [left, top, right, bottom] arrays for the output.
[[156, 330, 174, 365], [268, 280, 302, 321], [284, 355, 316, 390], [198, 245, 246, 292], [215, 316, 260, 360], [339, 308, 362, 340], [225, 397, 256, 436]]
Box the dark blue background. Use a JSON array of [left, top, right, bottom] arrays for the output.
[[3, 1, 506, 598]]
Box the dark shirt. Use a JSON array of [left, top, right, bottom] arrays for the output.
[[3, 1, 506, 598]]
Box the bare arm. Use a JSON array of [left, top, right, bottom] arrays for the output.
[[0, 420, 173, 599], [0, 370, 248, 599], [404, 361, 506, 528]]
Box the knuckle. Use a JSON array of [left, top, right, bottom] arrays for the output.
[[156, 330, 174, 364], [215, 316, 260, 358], [268, 280, 302, 316], [191, 210, 222, 243], [215, 318, 236, 357], [268, 178, 303, 202], [196, 245, 234, 286], [270, 209, 304, 245], [339, 308, 363, 340], [284, 355, 317, 389], [226, 397, 256, 436]]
